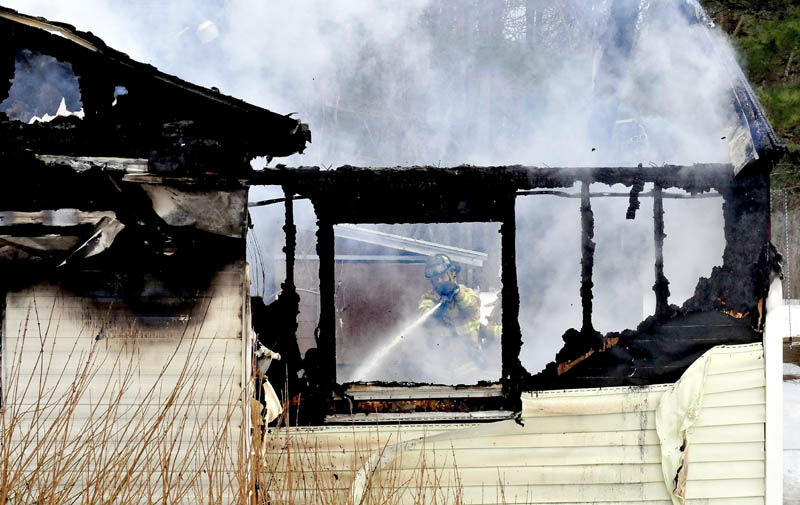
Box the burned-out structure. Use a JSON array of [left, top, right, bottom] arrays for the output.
[[251, 3, 785, 505], [255, 158, 778, 411], [0, 2, 788, 505], [0, 6, 308, 503]]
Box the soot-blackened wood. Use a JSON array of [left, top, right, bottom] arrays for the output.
[[276, 190, 303, 412], [282, 191, 296, 294], [626, 174, 645, 219], [684, 170, 773, 320], [652, 184, 670, 320], [315, 211, 336, 401], [248, 164, 733, 198], [500, 199, 523, 412], [580, 182, 596, 333]]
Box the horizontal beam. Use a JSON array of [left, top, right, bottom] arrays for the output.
[[516, 190, 723, 199], [334, 224, 487, 267], [0, 210, 115, 226], [248, 195, 308, 208], [36, 155, 148, 173], [248, 164, 734, 192]]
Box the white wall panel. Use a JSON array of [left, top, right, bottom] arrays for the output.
[[264, 343, 766, 505]]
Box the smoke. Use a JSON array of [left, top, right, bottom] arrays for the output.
[[4, 0, 736, 377], [5, 0, 738, 167], [516, 184, 724, 373]]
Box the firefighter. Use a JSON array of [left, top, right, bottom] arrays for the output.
[[418, 254, 482, 350]]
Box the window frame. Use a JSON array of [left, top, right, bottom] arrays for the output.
[[256, 163, 757, 425]]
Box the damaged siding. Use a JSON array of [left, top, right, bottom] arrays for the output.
[[2, 262, 248, 503], [263, 343, 765, 505]]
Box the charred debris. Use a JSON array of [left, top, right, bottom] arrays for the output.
[[0, 6, 785, 425]]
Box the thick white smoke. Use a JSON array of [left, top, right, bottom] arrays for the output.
[[4, 0, 733, 377], [5, 0, 738, 167]]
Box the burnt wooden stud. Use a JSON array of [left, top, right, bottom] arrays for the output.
[[282, 190, 296, 293], [500, 199, 523, 410], [652, 184, 670, 320], [580, 181, 596, 333], [315, 214, 337, 395]]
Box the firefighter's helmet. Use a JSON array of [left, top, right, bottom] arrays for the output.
[[424, 254, 460, 279]]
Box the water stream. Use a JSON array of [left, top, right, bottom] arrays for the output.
[[348, 302, 441, 382]]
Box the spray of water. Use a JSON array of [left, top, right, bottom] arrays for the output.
[[349, 301, 441, 382]]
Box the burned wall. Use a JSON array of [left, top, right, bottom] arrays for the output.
[[250, 163, 777, 423]]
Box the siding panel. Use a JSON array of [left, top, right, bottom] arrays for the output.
[[2, 268, 247, 505], [265, 343, 766, 504]]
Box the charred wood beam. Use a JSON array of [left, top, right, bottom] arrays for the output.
[[248, 195, 307, 208], [248, 165, 731, 227], [626, 177, 645, 219], [271, 189, 303, 404], [580, 182, 596, 334], [247, 164, 733, 195], [515, 190, 722, 199], [315, 212, 337, 398], [652, 184, 670, 320], [500, 202, 523, 411], [282, 190, 296, 293]]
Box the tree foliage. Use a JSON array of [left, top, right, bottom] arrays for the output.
[[701, 0, 800, 187]]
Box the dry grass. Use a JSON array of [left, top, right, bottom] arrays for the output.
[[257, 417, 469, 505], [1, 294, 247, 505], [0, 292, 486, 505]]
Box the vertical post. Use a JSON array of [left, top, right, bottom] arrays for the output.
[[500, 194, 522, 410], [580, 181, 596, 333], [279, 188, 301, 400], [282, 191, 296, 293], [316, 216, 336, 394], [652, 184, 670, 320]]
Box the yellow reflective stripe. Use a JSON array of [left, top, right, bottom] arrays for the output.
[[457, 320, 481, 334], [419, 292, 438, 311]]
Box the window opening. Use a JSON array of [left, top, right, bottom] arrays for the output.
[[516, 183, 726, 379], [111, 85, 128, 106], [661, 189, 725, 307], [0, 49, 83, 123], [249, 187, 320, 424], [591, 183, 654, 333], [515, 184, 581, 374], [333, 223, 502, 385]]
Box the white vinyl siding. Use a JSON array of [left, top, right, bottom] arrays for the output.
[[2, 264, 248, 504], [263, 343, 765, 505]]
